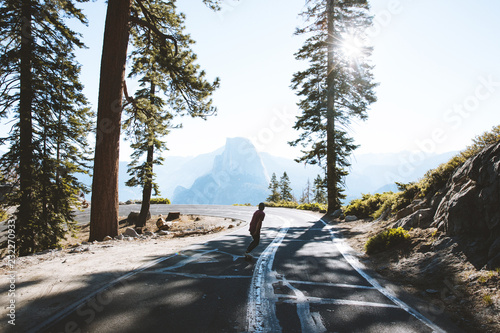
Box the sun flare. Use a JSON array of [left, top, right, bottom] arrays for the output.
[[340, 32, 365, 59]]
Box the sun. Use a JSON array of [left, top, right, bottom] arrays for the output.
[[339, 32, 365, 59]]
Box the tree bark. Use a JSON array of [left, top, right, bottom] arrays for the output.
[[89, 0, 132, 241], [137, 82, 156, 228], [18, 0, 34, 254], [137, 144, 154, 228], [326, 0, 339, 213]]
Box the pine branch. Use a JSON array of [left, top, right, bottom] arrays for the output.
[[130, 0, 178, 56]]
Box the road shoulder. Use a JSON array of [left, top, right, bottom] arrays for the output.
[[0, 216, 246, 332], [323, 216, 497, 333]]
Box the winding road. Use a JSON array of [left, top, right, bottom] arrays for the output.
[[33, 205, 455, 332]]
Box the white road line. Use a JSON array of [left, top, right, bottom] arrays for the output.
[[282, 278, 328, 333], [320, 218, 446, 333], [278, 295, 401, 309], [286, 279, 376, 290], [140, 271, 252, 279], [214, 249, 242, 261], [246, 216, 290, 332], [153, 248, 218, 272]]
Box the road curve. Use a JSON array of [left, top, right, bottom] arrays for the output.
[[33, 205, 454, 333]]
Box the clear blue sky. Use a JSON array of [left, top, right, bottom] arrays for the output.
[[155, 0, 500, 159], [171, 0, 500, 160], [5, 0, 500, 162]]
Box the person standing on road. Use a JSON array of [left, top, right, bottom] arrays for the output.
[[245, 202, 265, 259]]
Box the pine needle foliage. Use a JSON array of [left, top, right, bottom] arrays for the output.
[[123, 0, 219, 227], [0, 0, 92, 255], [267, 173, 281, 203], [312, 174, 327, 204], [279, 172, 294, 202], [290, 0, 377, 211]]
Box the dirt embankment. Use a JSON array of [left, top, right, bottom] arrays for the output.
[[334, 218, 500, 333]]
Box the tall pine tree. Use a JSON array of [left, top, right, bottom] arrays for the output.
[[266, 172, 281, 202], [290, 0, 377, 212], [312, 174, 327, 204], [123, 0, 219, 228], [279, 172, 294, 202], [90, 0, 223, 241], [300, 178, 312, 204], [0, 0, 92, 254]]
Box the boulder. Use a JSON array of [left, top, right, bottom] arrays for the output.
[[127, 211, 140, 223], [127, 211, 151, 225], [103, 236, 113, 241], [166, 211, 181, 221], [330, 209, 343, 219], [156, 218, 173, 231], [396, 206, 413, 220], [345, 215, 358, 222], [122, 227, 140, 238], [393, 208, 434, 230], [156, 217, 167, 229]]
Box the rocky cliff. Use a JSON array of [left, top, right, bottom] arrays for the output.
[[433, 141, 500, 268], [173, 137, 269, 205], [393, 141, 500, 269]]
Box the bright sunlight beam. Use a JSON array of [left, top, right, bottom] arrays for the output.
[[340, 32, 365, 59]]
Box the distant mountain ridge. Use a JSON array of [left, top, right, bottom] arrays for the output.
[[79, 137, 457, 205], [173, 137, 270, 204]]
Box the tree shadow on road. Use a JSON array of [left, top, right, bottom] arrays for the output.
[[15, 232, 259, 333]]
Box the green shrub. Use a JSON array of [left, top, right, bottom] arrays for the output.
[[483, 295, 493, 306], [296, 202, 327, 212], [264, 201, 298, 209], [344, 125, 500, 221], [0, 209, 8, 222], [372, 192, 399, 219], [462, 124, 500, 159], [343, 192, 395, 219], [149, 197, 171, 205], [232, 203, 252, 206], [403, 125, 500, 202], [365, 227, 410, 254]]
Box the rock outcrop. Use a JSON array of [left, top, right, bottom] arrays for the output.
[[173, 137, 269, 205], [432, 141, 500, 268], [389, 141, 500, 268]]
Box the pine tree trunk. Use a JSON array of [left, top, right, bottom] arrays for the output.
[[137, 144, 154, 228], [89, 0, 132, 241], [326, 0, 338, 213], [18, 0, 34, 254], [137, 82, 156, 228]]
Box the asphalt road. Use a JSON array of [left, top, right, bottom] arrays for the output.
[[32, 205, 455, 333]]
